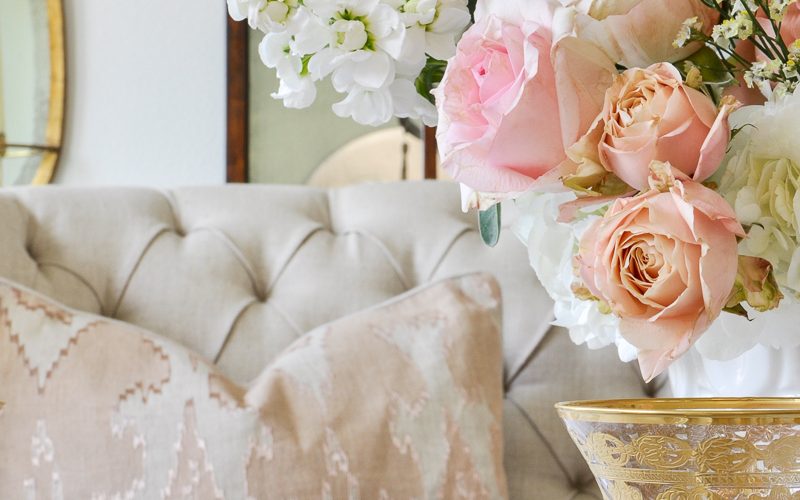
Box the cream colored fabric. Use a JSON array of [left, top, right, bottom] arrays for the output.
[[0, 181, 664, 499], [0, 274, 507, 498]]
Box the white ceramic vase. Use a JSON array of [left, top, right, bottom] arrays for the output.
[[668, 344, 800, 398]]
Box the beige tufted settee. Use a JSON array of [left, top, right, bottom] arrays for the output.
[[0, 181, 664, 498]]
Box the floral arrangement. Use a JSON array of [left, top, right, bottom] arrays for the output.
[[230, 0, 800, 381]]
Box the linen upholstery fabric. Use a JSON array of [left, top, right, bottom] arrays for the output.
[[0, 274, 507, 498], [0, 182, 665, 498]]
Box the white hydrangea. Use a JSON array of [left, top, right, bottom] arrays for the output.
[[712, 89, 800, 361], [719, 90, 800, 303], [512, 192, 638, 364], [694, 296, 800, 362], [230, 0, 471, 126]]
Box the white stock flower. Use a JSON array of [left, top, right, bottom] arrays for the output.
[[720, 91, 800, 297], [390, 78, 438, 126], [238, 0, 460, 125], [300, 0, 408, 125], [332, 85, 395, 125], [512, 192, 637, 363], [393, 0, 471, 74], [227, 0, 301, 33], [259, 30, 319, 108], [273, 77, 318, 108], [307, 0, 406, 61]]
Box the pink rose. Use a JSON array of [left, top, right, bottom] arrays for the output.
[[434, 10, 615, 207], [755, 4, 800, 46], [565, 0, 719, 68], [568, 63, 734, 192], [781, 3, 800, 43], [578, 167, 745, 381]]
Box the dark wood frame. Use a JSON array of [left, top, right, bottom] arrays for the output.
[[225, 16, 437, 182], [226, 16, 249, 183], [424, 127, 437, 180]]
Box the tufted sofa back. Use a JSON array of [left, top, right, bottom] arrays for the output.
[[0, 181, 662, 498]]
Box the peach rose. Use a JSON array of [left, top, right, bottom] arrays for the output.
[[434, 7, 615, 207], [578, 166, 745, 381], [564, 0, 719, 68], [567, 63, 735, 192]]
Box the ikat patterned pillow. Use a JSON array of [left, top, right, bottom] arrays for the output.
[[0, 274, 507, 499]]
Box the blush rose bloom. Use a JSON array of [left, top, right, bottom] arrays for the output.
[[578, 167, 745, 381], [568, 63, 735, 192], [559, 0, 718, 68], [754, 3, 800, 47], [434, 4, 615, 208], [780, 3, 800, 43]]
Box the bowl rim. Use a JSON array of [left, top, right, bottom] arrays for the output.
[[556, 398, 800, 425]]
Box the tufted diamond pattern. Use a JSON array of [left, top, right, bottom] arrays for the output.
[[0, 181, 665, 499]]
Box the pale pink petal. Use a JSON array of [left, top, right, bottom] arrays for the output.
[[681, 85, 720, 128], [680, 180, 745, 236], [556, 191, 635, 223], [694, 102, 735, 182], [599, 135, 658, 190], [647, 61, 685, 83], [693, 215, 741, 315], [622, 316, 698, 382], [572, 0, 718, 68], [655, 116, 707, 177], [487, 71, 565, 176], [551, 35, 616, 148], [645, 193, 696, 243], [781, 4, 800, 44], [643, 259, 685, 307]]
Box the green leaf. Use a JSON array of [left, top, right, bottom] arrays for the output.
[[681, 46, 732, 84], [730, 123, 757, 143], [723, 303, 751, 320], [415, 57, 448, 104], [479, 204, 501, 248]]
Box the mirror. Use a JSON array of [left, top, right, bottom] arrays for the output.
[[0, 0, 65, 185], [247, 45, 440, 186]]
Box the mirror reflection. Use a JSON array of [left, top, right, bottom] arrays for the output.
[[0, 0, 65, 185]]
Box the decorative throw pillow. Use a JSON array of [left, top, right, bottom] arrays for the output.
[[0, 273, 507, 499]]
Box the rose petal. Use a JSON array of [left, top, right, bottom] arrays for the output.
[[694, 101, 735, 183]]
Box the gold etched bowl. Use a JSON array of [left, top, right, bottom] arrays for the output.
[[556, 399, 800, 499]]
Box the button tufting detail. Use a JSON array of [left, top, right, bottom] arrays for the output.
[[25, 244, 37, 262]]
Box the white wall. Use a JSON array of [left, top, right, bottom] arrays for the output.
[[55, 0, 227, 186]]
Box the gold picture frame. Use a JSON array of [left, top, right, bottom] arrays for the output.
[[33, 0, 65, 185]]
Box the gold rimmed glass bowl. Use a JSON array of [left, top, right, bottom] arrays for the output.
[[556, 399, 800, 499]]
